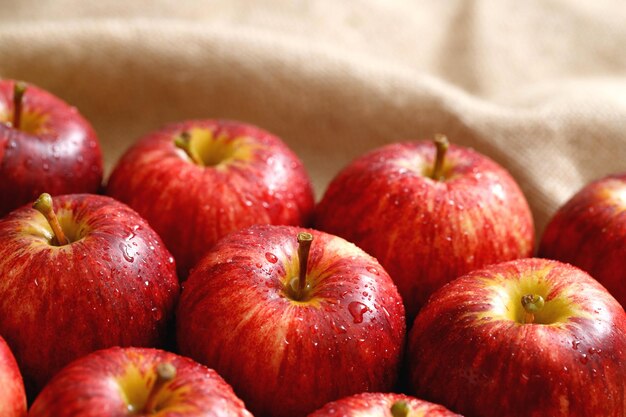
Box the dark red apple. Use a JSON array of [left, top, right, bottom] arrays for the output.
[[307, 392, 460, 417], [106, 119, 315, 278], [0, 193, 179, 394], [539, 172, 626, 307], [177, 224, 406, 417], [0, 80, 103, 217], [408, 258, 626, 417], [29, 346, 253, 416], [314, 136, 534, 320], [0, 335, 26, 417]]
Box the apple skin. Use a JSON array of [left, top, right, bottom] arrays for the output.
[[106, 119, 315, 278], [407, 258, 626, 417], [29, 346, 253, 417], [0, 194, 179, 394], [539, 172, 626, 307], [314, 141, 534, 321], [307, 392, 461, 417], [177, 224, 406, 417], [0, 79, 103, 218], [0, 335, 26, 417]]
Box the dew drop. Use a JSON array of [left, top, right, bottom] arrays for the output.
[[151, 307, 163, 321], [330, 320, 347, 334], [348, 301, 369, 324], [265, 252, 278, 263], [579, 354, 589, 364], [366, 266, 379, 275], [119, 243, 135, 263]]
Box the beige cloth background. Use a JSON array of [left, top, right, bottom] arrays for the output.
[[1, 0, 625, 236]]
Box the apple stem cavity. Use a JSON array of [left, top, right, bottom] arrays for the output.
[[174, 131, 203, 166], [12, 81, 27, 130], [431, 134, 449, 181], [32, 193, 69, 246], [390, 400, 411, 417], [521, 294, 545, 324], [144, 363, 177, 414]]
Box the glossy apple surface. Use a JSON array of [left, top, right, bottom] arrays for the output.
[[0, 194, 179, 394], [0, 335, 26, 417], [29, 347, 253, 417], [540, 172, 626, 307], [177, 225, 406, 417], [106, 119, 315, 278], [307, 392, 460, 417], [314, 139, 534, 320], [0, 80, 103, 217], [408, 258, 626, 417]]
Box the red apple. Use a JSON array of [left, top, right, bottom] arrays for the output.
[[29, 346, 253, 416], [0, 193, 179, 394], [539, 172, 626, 307], [307, 392, 460, 417], [0, 80, 103, 218], [106, 119, 315, 278], [314, 136, 534, 320], [0, 335, 26, 417], [177, 224, 406, 417], [408, 258, 626, 417]]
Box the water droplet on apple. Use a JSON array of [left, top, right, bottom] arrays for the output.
[[265, 252, 278, 263], [572, 340, 580, 350], [348, 301, 369, 324], [588, 347, 600, 355], [119, 243, 135, 263], [579, 354, 589, 364], [330, 320, 347, 334], [7, 140, 16, 149], [366, 266, 378, 275], [151, 307, 162, 321]]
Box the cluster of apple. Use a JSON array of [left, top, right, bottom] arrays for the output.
[[0, 78, 624, 417]]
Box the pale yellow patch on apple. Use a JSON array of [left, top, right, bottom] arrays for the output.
[[281, 235, 366, 307], [20, 207, 88, 248], [321, 236, 366, 261], [181, 128, 266, 169], [352, 406, 426, 417], [0, 107, 50, 134], [603, 180, 626, 210], [394, 155, 456, 181], [0, 103, 7, 124], [474, 265, 591, 325], [559, 394, 570, 415], [115, 363, 191, 414]]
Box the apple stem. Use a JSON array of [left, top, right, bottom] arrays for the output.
[[32, 193, 69, 246], [390, 400, 411, 417], [431, 134, 449, 181], [174, 131, 204, 166], [521, 294, 545, 324], [144, 363, 176, 414], [296, 232, 313, 299], [12, 81, 27, 130]]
